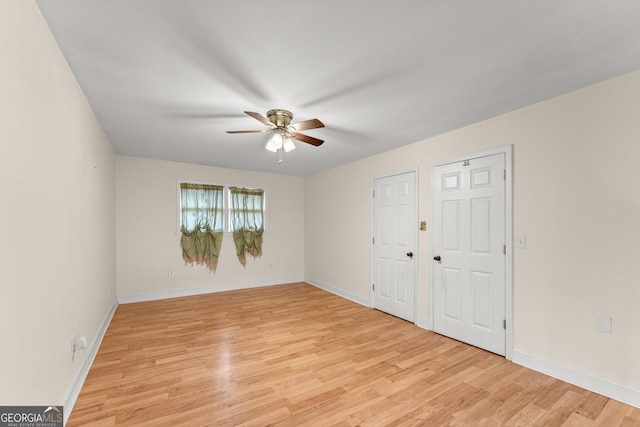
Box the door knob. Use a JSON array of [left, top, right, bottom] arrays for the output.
[[433, 255, 441, 262], [406, 252, 413, 258]]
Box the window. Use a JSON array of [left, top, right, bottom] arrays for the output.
[[179, 183, 224, 271], [229, 186, 265, 265], [228, 186, 265, 232], [177, 182, 266, 268], [180, 183, 224, 232], [177, 182, 268, 232]]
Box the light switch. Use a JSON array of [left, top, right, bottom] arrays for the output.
[[515, 234, 527, 248], [596, 314, 612, 333]]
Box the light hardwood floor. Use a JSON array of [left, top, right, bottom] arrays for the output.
[[68, 282, 640, 426]]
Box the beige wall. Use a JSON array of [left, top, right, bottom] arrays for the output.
[[0, 0, 116, 407], [305, 70, 640, 397], [116, 156, 304, 299]]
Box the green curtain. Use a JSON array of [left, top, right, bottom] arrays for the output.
[[229, 186, 264, 265], [180, 183, 224, 271]]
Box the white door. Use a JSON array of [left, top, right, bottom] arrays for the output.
[[372, 171, 416, 322], [432, 154, 506, 355]]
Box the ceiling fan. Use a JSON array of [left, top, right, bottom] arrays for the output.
[[227, 109, 325, 163]]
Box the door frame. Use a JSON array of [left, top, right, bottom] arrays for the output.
[[429, 145, 514, 359], [370, 166, 419, 323]]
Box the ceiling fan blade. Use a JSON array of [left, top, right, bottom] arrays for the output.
[[291, 118, 325, 131], [293, 132, 324, 146], [244, 111, 273, 127], [226, 130, 269, 134]]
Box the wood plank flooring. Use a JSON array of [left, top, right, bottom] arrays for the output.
[[68, 282, 640, 426]]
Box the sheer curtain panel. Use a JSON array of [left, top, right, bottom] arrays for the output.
[[180, 183, 224, 271], [229, 187, 264, 265]]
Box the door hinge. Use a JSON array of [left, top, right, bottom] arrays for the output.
[[503, 319, 507, 330], [504, 170, 506, 180], [503, 244, 506, 255], [372, 283, 375, 291], [372, 190, 375, 197], [372, 237, 375, 244]]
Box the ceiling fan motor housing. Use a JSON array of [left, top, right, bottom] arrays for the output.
[[267, 109, 293, 128]]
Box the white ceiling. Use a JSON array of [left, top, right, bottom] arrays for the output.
[[35, 1, 640, 176]]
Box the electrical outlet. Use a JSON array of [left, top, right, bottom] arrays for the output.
[[168, 269, 175, 278], [71, 336, 87, 362]]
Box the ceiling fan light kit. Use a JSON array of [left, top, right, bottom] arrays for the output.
[[227, 109, 324, 164], [265, 130, 296, 162]]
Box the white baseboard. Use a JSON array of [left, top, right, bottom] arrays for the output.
[[62, 301, 118, 426], [305, 279, 434, 331], [117, 277, 305, 304], [305, 278, 371, 307], [512, 349, 640, 409]]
